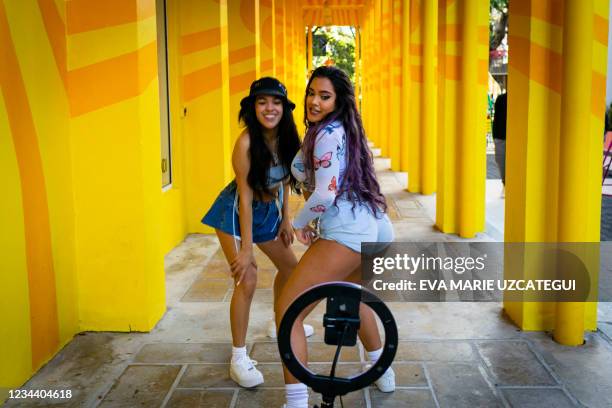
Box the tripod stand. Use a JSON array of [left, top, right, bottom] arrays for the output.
[[277, 282, 398, 408]]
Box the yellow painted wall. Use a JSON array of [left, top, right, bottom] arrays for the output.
[[1, 0, 168, 397], [228, 0, 257, 142], [1, 0, 74, 398], [0, 88, 32, 402], [67, 6, 165, 332], [161, 0, 188, 254], [178, 0, 232, 234], [7, 0, 78, 344]]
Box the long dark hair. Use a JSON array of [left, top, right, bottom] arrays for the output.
[[238, 93, 301, 196], [302, 66, 387, 215]]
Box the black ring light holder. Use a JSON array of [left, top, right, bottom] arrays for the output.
[[277, 282, 398, 408]]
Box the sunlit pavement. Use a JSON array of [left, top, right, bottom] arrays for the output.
[[6, 153, 612, 408]]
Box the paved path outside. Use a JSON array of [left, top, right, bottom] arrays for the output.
[[4, 155, 612, 408]]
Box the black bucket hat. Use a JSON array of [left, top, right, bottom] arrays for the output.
[[240, 77, 296, 111]]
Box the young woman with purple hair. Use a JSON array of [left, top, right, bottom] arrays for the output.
[[276, 66, 395, 408]]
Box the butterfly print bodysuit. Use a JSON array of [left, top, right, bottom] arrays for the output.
[[291, 121, 347, 229]]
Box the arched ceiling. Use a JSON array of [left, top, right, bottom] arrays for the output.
[[301, 0, 365, 27]]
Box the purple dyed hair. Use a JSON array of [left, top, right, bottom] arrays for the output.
[[302, 66, 387, 215]]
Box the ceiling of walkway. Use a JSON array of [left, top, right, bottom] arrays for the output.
[[301, 0, 365, 26]]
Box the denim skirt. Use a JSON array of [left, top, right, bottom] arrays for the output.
[[201, 180, 283, 243]]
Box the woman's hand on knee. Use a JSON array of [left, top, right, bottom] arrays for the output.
[[231, 248, 257, 286]]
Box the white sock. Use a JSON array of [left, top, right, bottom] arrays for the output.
[[367, 347, 383, 363], [285, 382, 308, 408], [231, 346, 247, 363]]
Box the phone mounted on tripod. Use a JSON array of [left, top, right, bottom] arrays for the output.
[[277, 282, 398, 408]]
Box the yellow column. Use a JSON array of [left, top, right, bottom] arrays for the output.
[[554, 0, 599, 346], [362, 7, 371, 136], [456, 0, 487, 237], [421, 0, 437, 193], [255, 0, 261, 78], [400, 0, 410, 172], [370, 0, 382, 148], [307, 26, 313, 73], [436, 0, 454, 230], [271, 0, 277, 76], [260, 0, 275, 77], [435, 0, 487, 235], [291, 1, 303, 117], [293, 1, 299, 97], [378, 0, 390, 156], [284, 0, 293, 96], [296, 2, 303, 107], [389, 0, 402, 171], [275, 0, 285, 83], [291, 0, 299, 100], [355, 26, 361, 111], [366, 5, 374, 135], [503, 0, 606, 335], [504, 0, 563, 330], [407, 0, 422, 192]]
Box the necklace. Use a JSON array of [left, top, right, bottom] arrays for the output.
[[265, 136, 279, 165]]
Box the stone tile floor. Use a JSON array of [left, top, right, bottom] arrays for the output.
[[4, 158, 612, 408]]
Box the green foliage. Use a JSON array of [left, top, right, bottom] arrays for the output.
[[489, 0, 509, 51], [312, 32, 328, 57], [490, 0, 508, 12], [606, 102, 612, 132], [311, 26, 356, 82]]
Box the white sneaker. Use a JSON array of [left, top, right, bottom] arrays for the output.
[[267, 319, 314, 339], [366, 364, 395, 393], [230, 357, 264, 388], [375, 366, 396, 392]]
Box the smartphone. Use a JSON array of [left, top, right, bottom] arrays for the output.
[[323, 295, 361, 347]]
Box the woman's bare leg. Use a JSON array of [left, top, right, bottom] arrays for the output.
[[256, 238, 299, 309], [275, 239, 361, 384], [347, 267, 383, 352], [216, 230, 258, 347], [348, 267, 395, 394]]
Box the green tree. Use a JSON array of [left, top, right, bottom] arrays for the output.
[[312, 26, 356, 82], [490, 0, 509, 52]]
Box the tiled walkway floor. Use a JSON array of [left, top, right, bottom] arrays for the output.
[[5, 157, 612, 408]]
